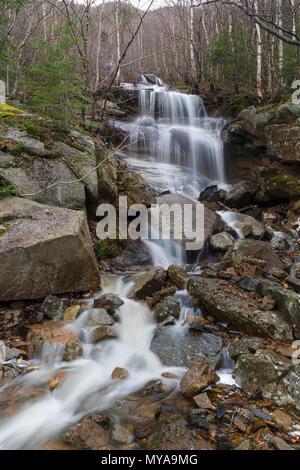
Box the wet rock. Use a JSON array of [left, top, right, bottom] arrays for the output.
[[26, 320, 83, 361], [188, 277, 293, 342], [265, 284, 300, 338], [234, 214, 265, 239], [41, 295, 64, 320], [0, 198, 100, 301], [111, 367, 129, 380], [151, 326, 223, 369], [91, 325, 117, 343], [233, 350, 300, 410], [154, 296, 180, 323], [271, 235, 290, 251], [199, 185, 224, 203], [239, 275, 258, 292], [226, 239, 284, 274], [229, 337, 264, 361], [146, 411, 214, 450], [64, 417, 110, 449], [233, 409, 254, 433], [286, 275, 300, 293], [272, 409, 292, 430], [84, 308, 113, 327], [111, 239, 152, 271], [180, 358, 219, 397], [111, 423, 134, 445], [152, 286, 177, 302], [94, 294, 124, 314], [209, 231, 235, 251], [128, 266, 167, 300], [0, 308, 23, 333], [193, 392, 214, 410], [225, 181, 258, 209], [167, 265, 189, 290], [64, 305, 80, 321], [187, 409, 210, 431]]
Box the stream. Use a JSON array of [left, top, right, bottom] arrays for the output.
[[0, 76, 236, 450]]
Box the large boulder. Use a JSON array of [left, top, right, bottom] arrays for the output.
[[0, 197, 100, 300], [224, 181, 258, 209], [167, 265, 189, 289], [0, 151, 86, 210], [128, 266, 167, 299], [233, 350, 300, 411], [187, 277, 293, 342], [238, 105, 277, 141], [265, 284, 300, 339], [265, 124, 300, 164], [151, 326, 223, 369], [226, 239, 284, 274]]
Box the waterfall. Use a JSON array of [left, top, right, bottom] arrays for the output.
[[123, 76, 226, 267]]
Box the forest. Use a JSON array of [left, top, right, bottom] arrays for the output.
[[1, 0, 300, 122]]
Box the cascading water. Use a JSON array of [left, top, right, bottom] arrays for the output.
[[125, 78, 226, 199], [0, 77, 235, 450]]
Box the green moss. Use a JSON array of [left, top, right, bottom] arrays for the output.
[[94, 233, 127, 261], [0, 185, 18, 199], [0, 104, 26, 117]]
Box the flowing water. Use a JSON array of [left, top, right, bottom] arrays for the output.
[[0, 76, 234, 449]]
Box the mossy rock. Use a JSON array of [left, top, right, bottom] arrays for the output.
[[0, 104, 26, 117]]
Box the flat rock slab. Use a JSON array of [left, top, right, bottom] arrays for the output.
[[187, 277, 293, 342], [0, 197, 100, 300]]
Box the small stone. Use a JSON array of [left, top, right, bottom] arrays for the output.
[[180, 358, 219, 397], [154, 296, 181, 323], [111, 367, 129, 380], [270, 267, 288, 280], [272, 409, 292, 430], [210, 231, 235, 252], [64, 305, 80, 321], [193, 392, 214, 410], [91, 326, 117, 343], [40, 295, 64, 320], [94, 294, 124, 314], [233, 409, 254, 433], [239, 275, 258, 292], [187, 409, 210, 430], [161, 372, 179, 380], [111, 424, 134, 445], [235, 439, 252, 451]]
